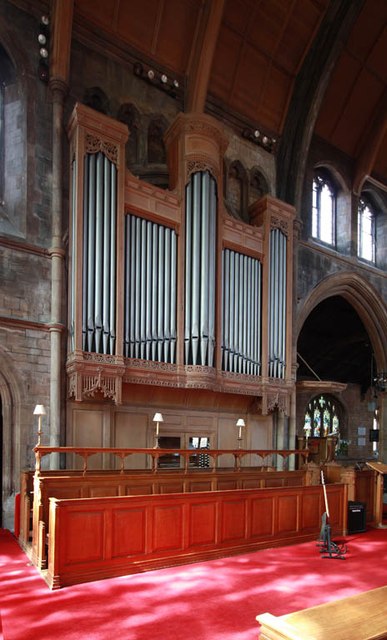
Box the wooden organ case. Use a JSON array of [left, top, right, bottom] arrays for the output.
[[65, 104, 296, 448]]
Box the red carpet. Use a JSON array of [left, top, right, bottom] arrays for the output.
[[1, 527, 387, 639]]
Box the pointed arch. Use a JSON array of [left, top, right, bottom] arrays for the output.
[[296, 272, 387, 372], [0, 345, 24, 528]]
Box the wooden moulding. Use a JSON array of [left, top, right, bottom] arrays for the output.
[[257, 586, 387, 640]]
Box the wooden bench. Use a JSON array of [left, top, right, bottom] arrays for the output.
[[24, 466, 307, 568], [257, 585, 387, 639], [46, 482, 346, 589]]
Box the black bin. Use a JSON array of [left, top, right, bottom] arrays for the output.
[[348, 501, 366, 534]]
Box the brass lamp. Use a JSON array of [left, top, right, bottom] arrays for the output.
[[33, 404, 46, 446]]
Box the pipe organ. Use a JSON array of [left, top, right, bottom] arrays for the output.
[[66, 105, 295, 415]]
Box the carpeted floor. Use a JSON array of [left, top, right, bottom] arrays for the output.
[[1, 527, 387, 639]]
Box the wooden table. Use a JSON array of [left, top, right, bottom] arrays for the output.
[[257, 585, 387, 640]]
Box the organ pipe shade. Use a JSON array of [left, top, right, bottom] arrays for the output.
[[82, 151, 117, 355], [69, 158, 77, 352], [221, 249, 262, 375], [184, 171, 217, 366], [268, 227, 287, 378], [124, 214, 177, 363]]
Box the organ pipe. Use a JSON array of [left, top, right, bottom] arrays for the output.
[[82, 151, 117, 355], [221, 249, 262, 375], [124, 214, 177, 363], [109, 163, 117, 355], [184, 171, 217, 366], [268, 227, 287, 378], [69, 159, 76, 352]]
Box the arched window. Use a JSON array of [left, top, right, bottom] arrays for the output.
[[303, 394, 341, 438], [0, 44, 16, 206], [147, 117, 166, 164], [312, 172, 336, 245], [226, 160, 248, 222], [83, 87, 110, 115], [249, 168, 269, 206], [117, 102, 140, 168], [358, 197, 375, 263]]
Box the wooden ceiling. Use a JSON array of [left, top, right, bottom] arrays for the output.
[[72, 0, 387, 189]]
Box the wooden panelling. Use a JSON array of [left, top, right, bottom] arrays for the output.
[[189, 501, 217, 546], [46, 483, 346, 589], [277, 494, 299, 534], [112, 507, 147, 557], [64, 510, 104, 564], [189, 481, 213, 492], [153, 504, 184, 552], [221, 498, 247, 542], [301, 492, 321, 530], [250, 497, 274, 537], [355, 469, 374, 521]]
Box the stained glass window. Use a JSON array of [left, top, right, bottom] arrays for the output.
[[304, 395, 341, 438]]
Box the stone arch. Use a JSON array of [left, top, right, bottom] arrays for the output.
[[0, 346, 24, 529], [83, 87, 110, 115], [249, 166, 270, 205], [313, 162, 349, 193], [117, 102, 141, 168], [147, 115, 168, 164], [296, 272, 387, 373], [224, 159, 248, 222]]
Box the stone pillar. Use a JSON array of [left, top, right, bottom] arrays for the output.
[[48, 79, 67, 464]]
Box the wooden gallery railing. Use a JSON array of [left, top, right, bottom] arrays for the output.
[[20, 446, 350, 589]]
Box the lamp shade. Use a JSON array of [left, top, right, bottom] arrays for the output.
[[33, 404, 46, 416], [236, 418, 245, 427], [153, 412, 164, 423]]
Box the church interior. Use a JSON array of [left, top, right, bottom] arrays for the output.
[[0, 0, 387, 635]]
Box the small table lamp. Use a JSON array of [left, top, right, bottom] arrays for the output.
[[236, 418, 245, 449], [153, 412, 164, 448], [33, 404, 46, 445]]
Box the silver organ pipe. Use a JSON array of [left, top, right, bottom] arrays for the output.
[[82, 157, 89, 351], [82, 151, 117, 355], [170, 231, 177, 363], [124, 214, 177, 363], [184, 180, 192, 364], [94, 153, 103, 353], [102, 156, 111, 354], [157, 225, 165, 361], [208, 180, 216, 366], [151, 223, 158, 361], [191, 173, 200, 365], [221, 249, 262, 375], [145, 221, 152, 360], [140, 218, 147, 359], [109, 162, 117, 354], [70, 159, 76, 352], [268, 227, 287, 378], [86, 153, 96, 352], [184, 171, 217, 366]]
